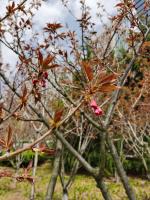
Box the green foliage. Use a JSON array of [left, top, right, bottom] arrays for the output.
[[64, 134, 150, 177], [87, 149, 99, 168], [22, 151, 52, 166], [124, 158, 150, 176], [124, 159, 144, 174], [0, 150, 51, 168], [21, 150, 34, 165], [64, 145, 150, 177], [105, 153, 115, 175], [64, 151, 76, 172]]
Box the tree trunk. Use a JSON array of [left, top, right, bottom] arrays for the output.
[[55, 130, 112, 200], [95, 178, 112, 200], [45, 139, 62, 200], [30, 147, 39, 200], [13, 164, 20, 188], [107, 137, 136, 200], [62, 188, 68, 200], [12, 154, 22, 189], [95, 133, 113, 200], [141, 156, 150, 181], [98, 132, 106, 178]]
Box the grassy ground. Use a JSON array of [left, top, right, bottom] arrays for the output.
[[0, 162, 149, 200]]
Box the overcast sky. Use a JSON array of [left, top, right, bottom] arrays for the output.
[[0, 0, 119, 68]]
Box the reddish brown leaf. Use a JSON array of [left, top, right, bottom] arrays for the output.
[[6, 2, 16, 14], [22, 85, 27, 98], [99, 74, 117, 85], [48, 64, 60, 69], [25, 160, 33, 174], [16, 160, 34, 184], [99, 84, 119, 92], [54, 109, 63, 123], [0, 138, 6, 148], [44, 23, 63, 33], [115, 3, 125, 7], [41, 55, 60, 70], [43, 55, 54, 66], [20, 85, 28, 109], [82, 61, 93, 81], [16, 176, 34, 184], [38, 51, 43, 65], [41, 148, 56, 155], [16, 176, 25, 182], [0, 126, 13, 150]]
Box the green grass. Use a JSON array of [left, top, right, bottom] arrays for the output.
[[0, 162, 149, 200]]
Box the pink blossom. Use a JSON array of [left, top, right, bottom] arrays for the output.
[[90, 100, 103, 116], [90, 100, 98, 109], [94, 107, 103, 116]]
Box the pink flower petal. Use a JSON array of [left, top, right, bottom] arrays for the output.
[[94, 107, 103, 116], [90, 100, 103, 116], [90, 100, 98, 109]]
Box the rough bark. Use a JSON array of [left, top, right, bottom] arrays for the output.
[[55, 130, 112, 200], [95, 178, 112, 200], [141, 156, 150, 181], [107, 137, 136, 200], [45, 139, 62, 200], [30, 148, 39, 200], [62, 188, 68, 200]]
